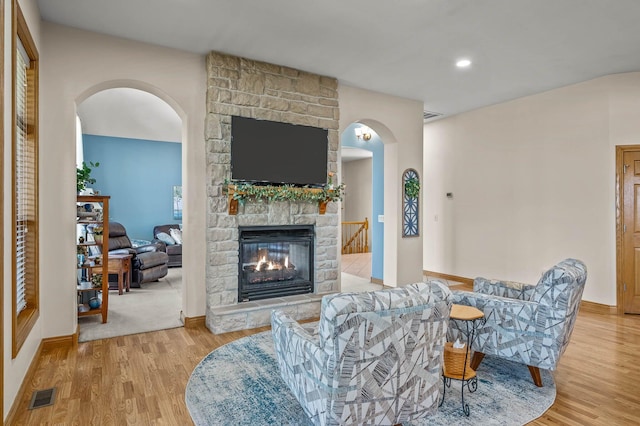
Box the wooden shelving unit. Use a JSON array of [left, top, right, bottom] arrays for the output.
[[76, 195, 110, 323]]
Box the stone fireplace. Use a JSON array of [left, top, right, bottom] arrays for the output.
[[205, 51, 340, 333]]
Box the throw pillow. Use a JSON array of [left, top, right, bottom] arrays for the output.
[[170, 228, 183, 244], [156, 232, 175, 245]]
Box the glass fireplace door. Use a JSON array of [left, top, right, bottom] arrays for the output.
[[238, 226, 314, 301]]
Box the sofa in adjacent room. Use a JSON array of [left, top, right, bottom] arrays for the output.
[[153, 224, 182, 268]]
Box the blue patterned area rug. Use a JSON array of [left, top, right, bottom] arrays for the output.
[[186, 328, 555, 425]]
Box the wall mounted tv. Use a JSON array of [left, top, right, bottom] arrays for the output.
[[231, 116, 329, 187]]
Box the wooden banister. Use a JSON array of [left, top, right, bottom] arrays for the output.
[[342, 218, 369, 254]]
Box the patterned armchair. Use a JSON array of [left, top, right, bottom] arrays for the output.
[[271, 281, 452, 426], [449, 258, 587, 387]]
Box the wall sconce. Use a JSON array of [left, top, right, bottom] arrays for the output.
[[355, 126, 372, 141]]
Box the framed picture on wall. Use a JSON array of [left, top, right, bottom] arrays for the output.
[[173, 185, 183, 220]]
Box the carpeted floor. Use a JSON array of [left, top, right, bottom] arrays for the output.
[[186, 325, 555, 425], [78, 267, 183, 342]]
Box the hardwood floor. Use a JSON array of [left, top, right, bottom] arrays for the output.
[[9, 310, 640, 425], [8, 325, 270, 425], [530, 310, 640, 425]]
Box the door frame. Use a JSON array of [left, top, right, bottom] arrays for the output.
[[615, 145, 640, 315], [1, 0, 5, 416]]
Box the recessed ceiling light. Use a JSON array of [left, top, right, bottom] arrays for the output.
[[456, 59, 472, 68]]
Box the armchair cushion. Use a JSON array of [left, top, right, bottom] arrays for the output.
[[451, 290, 540, 365], [473, 278, 537, 300], [109, 248, 137, 257], [108, 236, 131, 252], [135, 251, 169, 270], [134, 242, 165, 254], [106, 222, 131, 251], [156, 232, 175, 245], [272, 281, 452, 425], [169, 228, 183, 244], [165, 244, 182, 257]]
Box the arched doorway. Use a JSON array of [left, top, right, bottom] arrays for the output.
[[75, 84, 186, 340], [339, 120, 395, 291]]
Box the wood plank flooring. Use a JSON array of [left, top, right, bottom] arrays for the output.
[[9, 309, 640, 425]]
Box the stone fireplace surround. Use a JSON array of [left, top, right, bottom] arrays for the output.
[[238, 225, 315, 301], [205, 51, 340, 334]]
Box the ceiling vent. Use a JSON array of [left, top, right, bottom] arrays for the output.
[[423, 111, 443, 121]]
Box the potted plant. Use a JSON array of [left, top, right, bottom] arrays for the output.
[[77, 161, 100, 193]]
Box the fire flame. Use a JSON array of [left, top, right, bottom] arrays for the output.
[[255, 255, 290, 271]]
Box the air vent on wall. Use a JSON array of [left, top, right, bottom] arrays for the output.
[[28, 388, 56, 410], [423, 111, 443, 121]]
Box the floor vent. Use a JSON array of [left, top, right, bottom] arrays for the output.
[[423, 110, 443, 121], [28, 388, 56, 410]]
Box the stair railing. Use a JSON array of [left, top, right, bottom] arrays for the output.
[[341, 218, 369, 254]]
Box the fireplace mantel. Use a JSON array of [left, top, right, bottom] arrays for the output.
[[224, 183, 342, 215]]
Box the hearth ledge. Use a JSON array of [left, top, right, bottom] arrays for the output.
[[207, 292, 334, 334]]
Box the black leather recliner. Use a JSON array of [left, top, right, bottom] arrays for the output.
[[107, 222, 169, 287]]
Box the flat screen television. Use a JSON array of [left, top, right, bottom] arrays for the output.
[[231, 116, 328, 187]]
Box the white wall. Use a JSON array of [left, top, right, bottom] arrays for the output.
[[424, 72, 640, 306], [339, 85, 424, 286], [342, 158, 373, 249], [3, 0, 42, 416], [39, 22, 207, 339], [3, 20, 207, 415]]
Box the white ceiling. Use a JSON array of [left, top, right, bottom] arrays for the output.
[[38, 0, 640, 118], [77, 88, 182, 142], [342, 147, 373, 163]]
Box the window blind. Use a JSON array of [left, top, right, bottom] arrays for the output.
[[15, 38, 33, 315]]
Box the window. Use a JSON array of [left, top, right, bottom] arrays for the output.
[[12, 1, 39, 358]]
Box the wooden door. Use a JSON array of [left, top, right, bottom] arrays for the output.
[[621, 149, 640, 313]]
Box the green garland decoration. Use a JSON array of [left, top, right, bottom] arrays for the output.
[[223, 178, 345, 205], [404, 177, 420, 199]]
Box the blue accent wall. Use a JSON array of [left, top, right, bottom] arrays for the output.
[[341, 124, 384, 280], [82, 134, 182, 241]]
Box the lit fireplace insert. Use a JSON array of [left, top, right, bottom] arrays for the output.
[[238, 225, 314, 301]]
